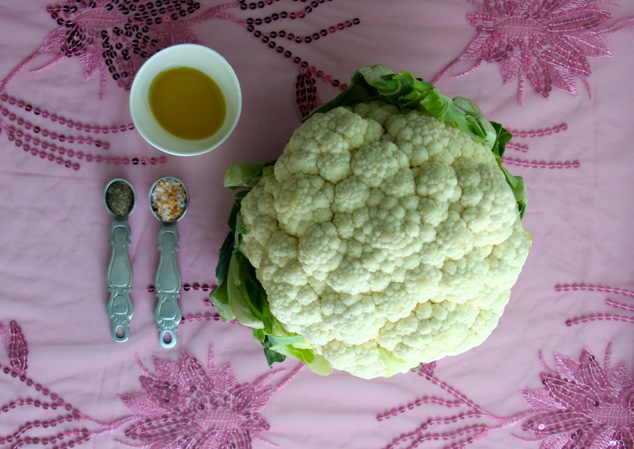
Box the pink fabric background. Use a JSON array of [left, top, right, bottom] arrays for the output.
[[0, 1, 633, 448]]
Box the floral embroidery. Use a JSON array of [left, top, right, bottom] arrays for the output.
[[0, 1, 362, 171], [377, 345, 633, 449], [120, 347, 303, 448], [555, 282, 634, 327], [520, 345, 634, 448], [432, 0, 634, 103], [0, 320, 302, 448], [0, 0, 242, 97]]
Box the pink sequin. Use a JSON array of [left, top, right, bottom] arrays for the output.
[[432, 0, 634, 103]]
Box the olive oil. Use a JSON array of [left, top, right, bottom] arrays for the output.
[[149, 67, 226, 140]]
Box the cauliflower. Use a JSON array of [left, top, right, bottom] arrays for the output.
[[212, 66, 530, 379]]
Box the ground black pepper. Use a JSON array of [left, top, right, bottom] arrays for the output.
[[106, 180, 135, 217]]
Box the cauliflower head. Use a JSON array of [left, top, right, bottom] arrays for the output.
[[212, 66, 530, 379]]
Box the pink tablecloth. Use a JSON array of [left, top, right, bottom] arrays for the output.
[[1, 1, 633, 448]]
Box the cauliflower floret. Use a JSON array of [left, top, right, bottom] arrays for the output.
[[238, 103, 530, 379]]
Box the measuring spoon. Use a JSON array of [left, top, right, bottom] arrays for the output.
[[104, 178, 136, 343], [149, 176, 189, 348]]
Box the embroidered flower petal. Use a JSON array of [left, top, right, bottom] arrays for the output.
[[247, 386, 277, 411], [151, 355, 182, 382], [612, 363, 634, 391], [225, 429, 253, 449], [243, 413, 270, 433], [213, 365, 239, 398], [7, 321, 28, 375], [41, 26, 71, 54], [139, 375, 189, 412], [525, 58, 552, 97], [181, 351, 215, 396], [78, 45, 103, 81], [541, 433, 572, 449], [460, 34, 490, 60], [73, 7, 123, 29], [547, 8, 612, 32], [549, 66, 578, 94], [567, 31, 612, 56], [578, 349, 609, 394], [521, 388, 566, 412], [552, 352, 582, 381], [588, 426, 620, 449], [522, 410, 593, 435], [542, 373, 601, 410], [499, 48, 523, 84], [125, 413, 197, 442], [121, 393, 170, 418], [541, 39, 591, 75]]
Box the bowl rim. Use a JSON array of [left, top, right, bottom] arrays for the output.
[[129, 43, 242, 157]]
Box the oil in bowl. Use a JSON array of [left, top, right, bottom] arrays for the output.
[[129, 44, 242, 156], [149, 67, 226, 141]]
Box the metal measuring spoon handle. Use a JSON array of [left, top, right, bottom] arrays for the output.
[[149, 177, 188, 348], [107, 219, 134, 342], [154, 224, 182, 348], [104, 178, 135, 343]]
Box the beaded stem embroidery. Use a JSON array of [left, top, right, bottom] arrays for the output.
[[378, 346, 633, 449], [504, 122, 581, 169], [0, 321, 134, 449], [432, 0, 634, 104], [376, 362, 531, 449], [555, 282, 634, 327], [0, 92, 166, 170], [239, 0, 360, 117]]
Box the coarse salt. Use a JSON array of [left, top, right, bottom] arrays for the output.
[[151, 178, 187, 222]]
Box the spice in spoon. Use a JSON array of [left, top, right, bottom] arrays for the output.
[[106, 180, 135, 217], [151, 178, 187, 223]]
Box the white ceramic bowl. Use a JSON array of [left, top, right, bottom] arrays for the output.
[[130, 44, 242, 156]]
